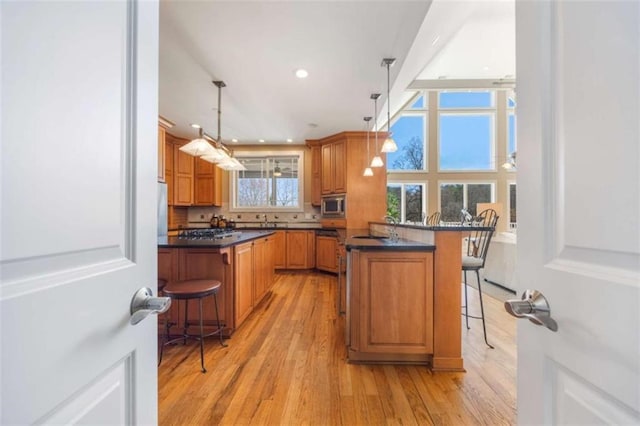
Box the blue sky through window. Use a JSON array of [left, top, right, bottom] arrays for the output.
[[439, 114, 493, 170], [388, 115, 425, 170], [439, 91, 493, 108], [508, 113, 517, 154], [410, 95, 424, 109]]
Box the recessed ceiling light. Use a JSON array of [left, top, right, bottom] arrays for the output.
[[295, 69, 309, 79], [483, 66, 490, 71], [259, 139, 265, 143], [190, 123, 201, 129], [231, 138, 238, 143], [286, 138, 293, 143]]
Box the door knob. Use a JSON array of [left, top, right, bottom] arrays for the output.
[[130, 287, 171, 325], [504, 289, 558, 332]]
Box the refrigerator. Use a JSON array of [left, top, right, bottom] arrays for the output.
[[158, 182, 168, 238]]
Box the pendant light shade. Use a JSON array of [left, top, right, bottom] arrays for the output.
[[273, 161, 282, 177], [380, 58, 398, 153], [370, 93, 383, 168], [363, 116, 373, 177], [179, 128, 219, 157]]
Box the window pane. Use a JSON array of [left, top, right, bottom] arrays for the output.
[[440, 184, 463, 222], [467, 184, 492, 216], [508, 112, 517, 154], [509, 184, 517, 225], [388, 115, 426, 171], [439, 114, 493, 170], [386, 185, 401, 220], [507, 94, 516, 108], [410, 95, 425, 109], [236, 155, 300, 209], [404, 184, 423, 222], [439, 91, 493, 108]]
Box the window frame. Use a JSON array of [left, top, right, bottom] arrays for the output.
[[229, 149, 305, 213], [386, 180, 427, 224], [507, 180, 517, 231]]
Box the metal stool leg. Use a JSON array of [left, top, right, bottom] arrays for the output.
[[476, 270, 494, 349], [183, 299, 189, 345], [198, 297, 206, 373], [158, 312, 170, 367], [213, 292, 227, 347], [463, 270, 470, 330]]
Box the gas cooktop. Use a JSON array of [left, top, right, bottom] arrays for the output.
[[177, 229, 241, 240]]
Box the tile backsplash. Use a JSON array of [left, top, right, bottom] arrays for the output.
[[188, 203, 321, 224]]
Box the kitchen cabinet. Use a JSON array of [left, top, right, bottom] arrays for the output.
[[272, 230, 286, 269], [194, 158, 223, 206], [253, 236, 275, 304], [234, 241, 255, 327], [348, 249, 434, 363], [321, 141, 346, 195], [307, 132, 387, 229], [165, 138, 174, 206], [316, 235, 338, 273], [286, 230, 315, 269], [158, 125, 166, 182], [171, 136, 195, 206], [311, 145, 322, 206]]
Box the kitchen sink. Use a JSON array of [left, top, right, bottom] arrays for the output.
[[352, 235, 388, 239]]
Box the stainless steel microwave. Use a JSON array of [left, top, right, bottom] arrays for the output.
[[321, 195, 346, 218]]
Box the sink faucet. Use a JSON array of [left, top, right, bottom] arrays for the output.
[[383, 215, 399, 242]]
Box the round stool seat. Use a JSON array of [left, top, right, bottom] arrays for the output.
[[163, 279, 221, 300], [158, 278, 168, 292]]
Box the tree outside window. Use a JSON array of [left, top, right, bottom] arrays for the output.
[[439, 182, 493, 222], [387, 183, 426, 223], [387, 114, 426, 171]]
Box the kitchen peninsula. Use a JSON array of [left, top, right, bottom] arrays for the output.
[[342, 224, 491, 372], [158, 230, 276, 336]]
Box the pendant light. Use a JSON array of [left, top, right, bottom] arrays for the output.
[[202, 80, 246, 171], [370, 93, 384, 168], [179, 126, 219, 157], [380, 58, 398, 153], [273, 161, 282, 177], [363, 116, 373, 176]]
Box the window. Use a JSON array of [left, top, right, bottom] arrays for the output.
[[507, 91, 517, 156], [439, 91, 494, 109], [439, 113, 495, 170], [410, 94, 425, 109], [387, 182, 426, 223], [439, 182, 494, 222], [387, 114, 426, 171], [231, 151, 304, 211], [508, 182, 517, 230]]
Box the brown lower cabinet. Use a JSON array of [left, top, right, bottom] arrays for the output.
[[316, 235, 338, 273], [157, 235, 275, 335], [273, 230, 315, 270], [348, 249, 434, 363]]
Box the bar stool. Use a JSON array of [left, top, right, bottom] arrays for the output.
[[158, 279, 227, 373]]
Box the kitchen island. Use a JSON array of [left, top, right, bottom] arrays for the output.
[[342, 225, 491, 372], [158, 230, 275, 336]]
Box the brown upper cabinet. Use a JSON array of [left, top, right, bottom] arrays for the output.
[[173, 138, 195, 206], [163, 132, 223, 207], [321, 141, 346, 195], [194, 158, 223, 206], [311, 145, 322, 206], [307, 132, 387, 229]]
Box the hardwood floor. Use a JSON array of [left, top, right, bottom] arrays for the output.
[[158, 271, 516, 425]]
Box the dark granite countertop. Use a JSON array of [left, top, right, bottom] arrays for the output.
[[369, 221, 494, 231], [158, 230, 274, 249], [339, 229, 435, 252]]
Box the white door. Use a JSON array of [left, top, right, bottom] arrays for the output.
[[1, 1, 159, 424], [515, 0, 639, 423]]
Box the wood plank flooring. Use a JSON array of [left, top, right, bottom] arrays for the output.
[[158, 271, 516, 425]]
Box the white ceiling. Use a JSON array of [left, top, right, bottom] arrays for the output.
[[159, 0, 515, 145]]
